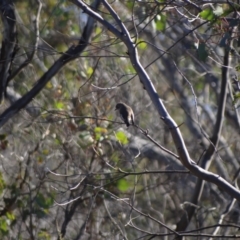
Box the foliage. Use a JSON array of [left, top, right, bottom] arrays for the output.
[[0, 0, 239, 239]]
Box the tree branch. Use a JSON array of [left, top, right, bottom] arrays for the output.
[[0, 0, 101, 127]]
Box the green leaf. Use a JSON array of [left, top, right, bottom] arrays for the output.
[[126, 65, 135, 74], [0, 218, 8, 235], [54, 101, 64, 110], [95, 26, 102, 35], [6, 212, 15, 221], [94, 127, 107, 141], [86, 67, 93, 77], [54, 138, 61, 145], [199, 8, 215, 21], [155, 14, 166, 31], [42, 149, 49, 155], [137, 40, 147, 50], [94, 127, 107, 134], [197, 43, 208, 62], [117, 178, 129, 192], [126, 2, 134, 10], [115, 131, 128, 145], [46, 82, 53, 89], [0, 173, 5, 195]]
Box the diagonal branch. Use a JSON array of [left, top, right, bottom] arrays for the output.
[[0, 0, 101, 127]]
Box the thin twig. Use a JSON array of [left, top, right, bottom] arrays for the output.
[[134, 124, 179, 160]]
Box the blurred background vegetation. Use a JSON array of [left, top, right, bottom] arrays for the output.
[[0, 0, 240, 239]]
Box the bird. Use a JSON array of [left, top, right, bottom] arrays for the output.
[[115, 102, 135, 127]]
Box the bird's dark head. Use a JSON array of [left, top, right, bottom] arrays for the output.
[[115, 103, 123, 111]]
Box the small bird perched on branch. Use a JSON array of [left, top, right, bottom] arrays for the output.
[[115, 102, 135, 127]]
